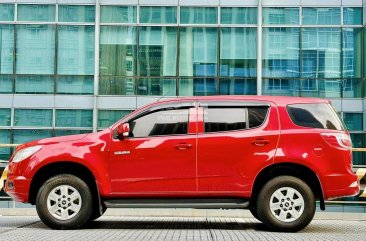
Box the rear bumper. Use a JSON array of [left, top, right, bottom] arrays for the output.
[[4, 174, 31, 203], [323, 172, 360, 200]]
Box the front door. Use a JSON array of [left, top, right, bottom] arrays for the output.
[[109, 106, 197, 195]]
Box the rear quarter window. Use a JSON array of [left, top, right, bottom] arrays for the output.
[[287, 103, 345, 131]]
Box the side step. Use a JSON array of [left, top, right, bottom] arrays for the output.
[[103, 198, 249, 209]]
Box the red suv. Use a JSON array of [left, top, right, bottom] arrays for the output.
[[5, 96, 359, 232]]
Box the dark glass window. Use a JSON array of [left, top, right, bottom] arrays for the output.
[[248, 107, 268, 128], [204, 108, 247, 133], [129, 109, 188, 137], [287, 103, 345, 130]]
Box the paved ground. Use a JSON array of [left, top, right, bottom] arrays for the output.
[[0, 215, 366, 241]]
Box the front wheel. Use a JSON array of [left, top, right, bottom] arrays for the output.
[[256, 176, 315, 232], [36, 174, 93, 230]]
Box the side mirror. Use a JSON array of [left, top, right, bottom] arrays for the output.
[[117, 123, 130, 139]]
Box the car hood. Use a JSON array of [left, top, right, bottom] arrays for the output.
[[17, 134, 88, 150]]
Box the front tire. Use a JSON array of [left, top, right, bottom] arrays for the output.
[[256, 176, 315, 232], [36, 174, 93, 230]]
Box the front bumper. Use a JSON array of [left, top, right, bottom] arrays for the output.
[[4, 173, 31, 203]]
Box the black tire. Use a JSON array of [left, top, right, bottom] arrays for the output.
[[249, 208, 261, 222], [256, 176, 315, 232], [89, 206, 107, 222], [36, 174, 93, 230]]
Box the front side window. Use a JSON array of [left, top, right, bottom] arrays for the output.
[[129, 109, 189, 138]]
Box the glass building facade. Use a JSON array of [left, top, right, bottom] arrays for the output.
[[0, 0, 365, 170]]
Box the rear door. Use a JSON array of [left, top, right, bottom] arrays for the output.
[[196, 101, 280, 196]]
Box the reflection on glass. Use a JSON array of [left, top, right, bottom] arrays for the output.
[[263, 8, 299, 25], [343, 79, 361, 98], [0, 25, 14, 74], [57, 76, 94, 95], [13, 129, 52, 144], [17, 4, 55, 22], [58, 5, 95, 23], [343, 7, 362, 25], [0, 4, 14, 21], [350, 133, 364, 166], [100, 26, 136, 76], [138, 27, 177, 77], [302, 8, 340, 25], [219, 79, 257, 95], [262, 79, 299, 96], [140, 6, 176, 24], [98, 110, 132, 129], [100, 6, 136, 23], [263, 28, 299, 78], [343, 113, 363, 131], [179, 78, 217, 96], [300, 79, 341, 98], [342, 28, 362, 78], [56, 109, 93, 128], [0, 75, 12, 93], [220, 28, 256, 77], [99, 77, 135, 95], [15, 75, 54, 94], [179, 28, 217, 77], [180, 7, 217, 24], [0, 130, 11, 160], [58, 25, 95, 75], [14, 109, 53, 127], [0, 108, 11, 126], [16, 25, 55, 74], [137, 78, 176, 96], [301, 28, 341, 78], [220, 7, 257, 24]]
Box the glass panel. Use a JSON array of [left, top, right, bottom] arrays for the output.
[[179, 78, 217, 96], [13, 129, 52, 144], [137, 78, 176, 96], [100, 6, 136, 23], [98, 110, 132, 128], [180, 7, 217, 24], [57, 76, 94, 95], [55, 130, 91, 136], [17, 4, 55, 22], [16, 25, 55, 74], [0, 108, 11, 126], [14, 109, 53, 127], [0, 130, 11, 160], [301, 28, 341, 78], [140, 6, 176, 24], [58, 5, 95, 23], [220, 28, 256, 77], [262, 78, 300, 96], [351, 133, 364, 166], [343, 79, 361, 98], [220, 7, 257, 24], [100, 26, 136, 76], [263, 28, 299, 78], [204, 108, 247, 133], [343, 7, 362, 25], [15, 75, 54, 94], [0, 4, 14, 21], [300, 79, 342, 98], [248, 107, 268, 128], [58, 25, 95, 75], [99, 77, 135, 95], [0, 75, 12, 93], [130, 109, 188, 137], [219, 78, 256, 95], [0, 25, 14, 74], [138, 27, 177, 77], [302, 8, 340, 25], [56, 109, 93, 128], [343, 113, 363, 131], [179, 28, 217, 77], [262, 7, 299, 25], [343, 28, 362, 78]]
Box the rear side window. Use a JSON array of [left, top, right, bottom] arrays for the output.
[[129, 109, 189, 137], [287, 103, 345, 131], [204, 107, 268, 133]]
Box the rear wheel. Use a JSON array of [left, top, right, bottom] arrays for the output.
[[36, 174, 93, 230], [249, 208, 261, 222], [256, 176, 315, 232]]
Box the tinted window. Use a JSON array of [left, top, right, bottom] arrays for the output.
[[204, 108, 247, 133], [129, 109, 188, 137], [287, 103, 345, 130], [248, 107, 268, 128]]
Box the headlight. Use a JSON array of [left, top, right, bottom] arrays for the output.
[[12, 145, 42, 163]]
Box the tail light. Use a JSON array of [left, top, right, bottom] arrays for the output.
[[321, 133, 352, 149]]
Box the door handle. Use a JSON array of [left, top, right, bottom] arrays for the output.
[[252, 139, 270, 146], [175, 143, 192, 150]]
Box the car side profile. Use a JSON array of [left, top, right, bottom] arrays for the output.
[[5, 96, 360, 232]]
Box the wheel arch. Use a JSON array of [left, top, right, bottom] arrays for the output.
[[250, 162, 325, 210]]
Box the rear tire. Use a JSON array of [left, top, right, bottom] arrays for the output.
[[36, 174, 93, 230], [256, 176, 315, 232], [249, 208, 261, 222]]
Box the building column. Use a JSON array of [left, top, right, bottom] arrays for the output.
[[93, 0, 101, 132], [256, 0, 262, 96]]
